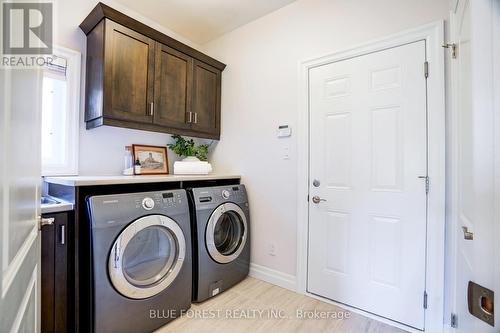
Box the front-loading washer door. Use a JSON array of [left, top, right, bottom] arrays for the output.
[[206, 203, 247, 264], [108, 215, 186, 299]]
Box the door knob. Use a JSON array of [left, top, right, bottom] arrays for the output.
[[462, 226, 474, 240], [312, 196, 326, 204]]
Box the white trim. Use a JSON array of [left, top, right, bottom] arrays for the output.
[[2, 225, 38, 298], [296, 21, 446, 332], [9, 265, 38, 333], [249, 263, 297, 292], [494, 0, 500, 329], [41, 45, 81, 176], [443, 327, 453, 333], [447, 2, 461, 328]]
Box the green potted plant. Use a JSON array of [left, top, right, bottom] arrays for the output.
[[167, 134, 209, 161]]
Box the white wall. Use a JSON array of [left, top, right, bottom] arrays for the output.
[[202, 0, 450, 276], [54, 0, 206, 175]]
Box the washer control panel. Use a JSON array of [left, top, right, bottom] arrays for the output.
[[133, 191, 184, 211], [161, 192, 183, 208], [88, 190, 189, 228], [195, 185, 247, 205], [142, 197, 155, 210]]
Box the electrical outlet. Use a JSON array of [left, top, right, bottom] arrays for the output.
[[268, 243, 276, 256]]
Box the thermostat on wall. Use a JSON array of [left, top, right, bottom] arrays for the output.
[[277, 125, 292, 138]]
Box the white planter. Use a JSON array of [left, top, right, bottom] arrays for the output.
[[173, 159, 212, 175], [182, 156, 201, 162]]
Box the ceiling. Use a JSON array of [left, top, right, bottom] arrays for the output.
[[113, 0, 297, 44]]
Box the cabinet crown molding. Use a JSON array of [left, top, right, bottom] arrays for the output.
[[79, 2, 226, 71]]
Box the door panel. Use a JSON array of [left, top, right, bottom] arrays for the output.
[[452, 0, 497, 331], [308, 41, 427, 329], [104, 20, 155, 124], [0, 69, 42, 332], [154, 43, 192, 129], [191, 60, 221, 135]]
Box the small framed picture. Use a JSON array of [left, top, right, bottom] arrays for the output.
[[132, 145, 169, 175]]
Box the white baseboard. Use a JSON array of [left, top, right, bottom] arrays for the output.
[[249, 263, 297, 292]]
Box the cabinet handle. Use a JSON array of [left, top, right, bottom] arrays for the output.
[[194, 112, 198, 124], [60, 225, 65, 245], [188, 112, 192, 123], [149, 102, 154, 116]]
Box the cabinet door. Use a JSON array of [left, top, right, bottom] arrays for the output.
[[41, 220, 55, 333], [104, 20, 155, 124], [153, 43, 192, 129], [41, 212, 69, 333], [191, 60, 221, 136]]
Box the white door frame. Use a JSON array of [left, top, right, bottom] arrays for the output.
[[494, 0, 500, 327], [296, 21, 446, 332]]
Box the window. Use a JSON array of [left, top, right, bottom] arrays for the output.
[[41, 46, 81, 176]]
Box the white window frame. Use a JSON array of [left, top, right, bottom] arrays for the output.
[[41, 45, 81, 176]]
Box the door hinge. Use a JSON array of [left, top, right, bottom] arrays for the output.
[[424, 61, 429, 78], [418, 175, 430, 194], [423, 291, 428, 309], [451, 313, 458, 328], [442, 43, 457, 59]]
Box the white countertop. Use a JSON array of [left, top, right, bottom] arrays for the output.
[[44, 174, 241, 187], [41, 201, 74, 214]]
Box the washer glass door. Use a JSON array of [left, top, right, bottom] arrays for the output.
[[109, 215, 186, 299], [206, 203, 247, 264]]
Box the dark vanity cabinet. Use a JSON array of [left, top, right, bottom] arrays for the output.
[[41, 211, 73, 333], [80, 3, 225, 140]]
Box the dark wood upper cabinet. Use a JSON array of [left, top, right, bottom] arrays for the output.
[[154, 43, 192, 129], [191, 60, 221, 136], [104, 21, 155, 124], [81, 3, 225, 140]]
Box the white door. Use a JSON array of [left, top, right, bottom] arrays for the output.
[[308, 41, 428, 329], [0, 68, 43, 332], [451, 0, 498, 331]]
